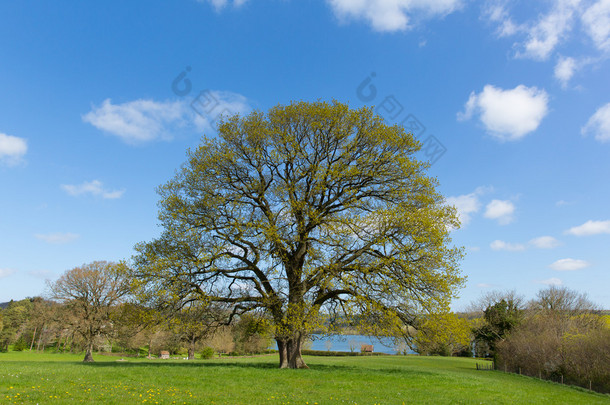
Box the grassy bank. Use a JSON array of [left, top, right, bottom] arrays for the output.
[[1, 352, 608, 404]]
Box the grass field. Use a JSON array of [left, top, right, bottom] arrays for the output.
[[1, 352, 608, 404]]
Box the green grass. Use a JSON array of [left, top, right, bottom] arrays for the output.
[[1, 352, 608, 404]]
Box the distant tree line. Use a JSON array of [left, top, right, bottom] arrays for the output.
[[470, 287, 610, 393], [0, 261, 272, 361]]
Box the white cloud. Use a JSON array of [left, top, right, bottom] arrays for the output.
[[84, 93, 250, 144], [189, 90, 251, 131], [83, 99, 186, 144], [483, 3, 519, 37], [446, 186, 490, 226], [446, 193, 480, 226], [554, 56, 578, 87], [549, 258, 591, 271], [539, 277, 563, 286], [529, 236, 561, 249], [488, 236, 560, 251], [61, 180, 125, 199], [581, 103, 610, 142], [326, 0, 464, 32], [201, 0, 248, 12], [458, 85, 549, 141], [566, 219, 610, 236], [483, 0, 610, 86], [0, 268, 17, 278], [0, 133, 28, 166], [484, 199, 515, 224], [490, 240, 526, 251], [484, 0, 581, 61], [34, 233, 80, 244], [518, 0, 580, 61], [581, 0, 610, 52]]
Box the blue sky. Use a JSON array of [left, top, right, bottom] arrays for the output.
[[1, 0, 609, 309]]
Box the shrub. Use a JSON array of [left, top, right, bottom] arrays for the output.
[[200, 347, 215, 359], [13, 337, 27, 352], [496, 287, 610, 393]]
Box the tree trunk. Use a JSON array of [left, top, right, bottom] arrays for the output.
[[288, 333, 308, 369], [188, 336, 198, 360], [36, 326, 44, 351], [83, 342, 94, 362], [29, 326, 37, 351], [189, 345, 195, 360], [56, 335, 63, 353], [277, 339, 289, 368], [61, 333, 69, 353], [277, 334, 308, 369], [69, 331, 76, 353]]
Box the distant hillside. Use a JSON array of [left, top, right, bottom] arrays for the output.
[[0, 301, 11, 309]]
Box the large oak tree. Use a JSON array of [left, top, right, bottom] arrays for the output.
[[132, 101, 464, 368]]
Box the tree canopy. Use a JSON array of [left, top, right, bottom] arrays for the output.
[[132, 100, 465, 368], [47, 261, 130, 362]]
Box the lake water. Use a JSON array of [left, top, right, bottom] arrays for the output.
[[275, 334, 416, 354]]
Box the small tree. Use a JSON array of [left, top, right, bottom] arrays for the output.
[[473, 298, 522, 359], [529, 285, 600, 333], [47, 261, 129, 362], [167, 302, 222, 360]]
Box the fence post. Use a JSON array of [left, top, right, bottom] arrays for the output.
[[519, 367, 521, 375], [561, 375, 563, 384]]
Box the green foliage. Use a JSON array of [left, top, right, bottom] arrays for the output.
[[164, 301, 223, 359], [0, 299, 33, 352], [496, 286, 610, 393], [473, 298, 522, 358], [603, 315, 610, 328], [12, 337, 27, 352], [561, 328, 610, 392], [131, 100, 465, 368], [232, 314, 273, 354], [200, 346, 215, 359], [414, 312, 472, 356]]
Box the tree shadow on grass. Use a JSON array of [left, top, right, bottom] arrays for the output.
[[12, 356, 436, 376], [84, 361, 425, 376], [83, 360, 279, 370], [78, 358, 369, 373]]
